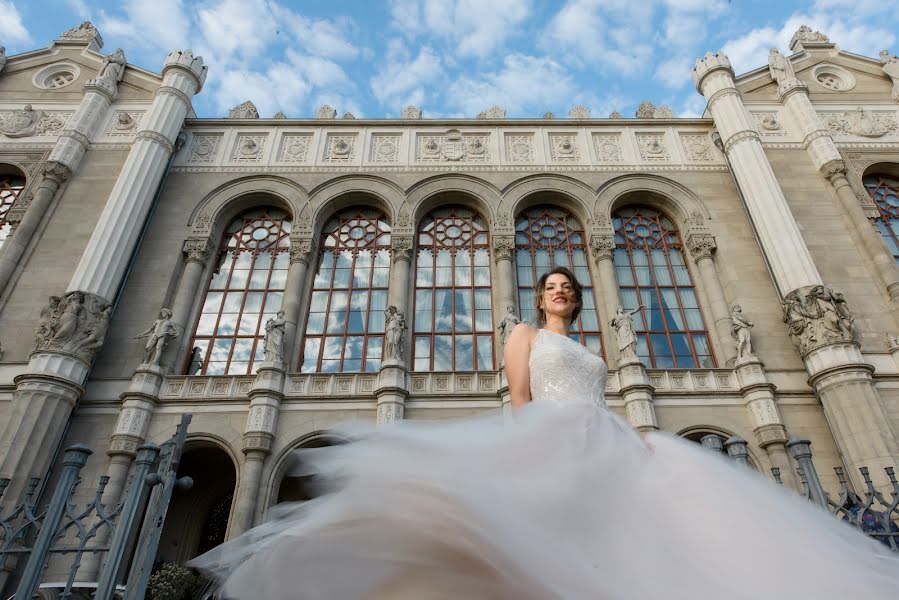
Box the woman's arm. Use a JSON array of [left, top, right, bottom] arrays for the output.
[[504, 323, 537, 408]]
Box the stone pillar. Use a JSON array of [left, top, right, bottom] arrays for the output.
[[685, 233, 735, 364], [164, 236, 215, 371], [491, 236, 517, 317], [231, 362, 284, 536], [283, 236, 315, 366], [773, 73, 899, 305], [589, 234, 622, 366], [388, 236, 413, 316], [0, 50, 206, 501], [375, 236, 414, 424], [733, 357, 800, 491], [618, 357, 658, 432], [694, 51, 899, 494], [0, 70, 123, 293]]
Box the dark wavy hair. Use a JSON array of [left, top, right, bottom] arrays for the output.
[[535, 266, 583, 324]]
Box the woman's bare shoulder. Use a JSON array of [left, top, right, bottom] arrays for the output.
[[509, 322, 539, 346]]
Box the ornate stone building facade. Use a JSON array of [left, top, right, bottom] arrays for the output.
[[2, 23, 899, 566]]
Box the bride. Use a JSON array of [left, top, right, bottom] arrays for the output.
[[193, 267, 899, 598]]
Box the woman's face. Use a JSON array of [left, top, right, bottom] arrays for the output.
[[540, 273, 578, 320]]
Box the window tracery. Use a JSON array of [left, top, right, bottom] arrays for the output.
[[187, 207, 291, 375], [613, 206, 714, 368], [864, 174, 899, 261], [301, 208, 391, 373], [514, 205, 603, 355], [413, 206, 494, 371]]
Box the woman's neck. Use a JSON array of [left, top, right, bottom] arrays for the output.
[[542, 315, 571, 336]]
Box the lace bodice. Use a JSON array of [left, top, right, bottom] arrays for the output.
[[528, 329, 608, 407]]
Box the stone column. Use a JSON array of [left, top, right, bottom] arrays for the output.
[[589, 234, 621, 366], [230, 362, 284, 537], [685, 233, 735, 364], [164, 236, 215, 371], [0, 71, 122, 293], [283, 236, 315, 366], [693, 51, 899, 494], [733, 357, 800, 491], [0, 50, 206, 501], [377, 236, 414, 424], [618, 357, 658, 432], [773, 72, 899, 305], [491, 236, 517, 317]]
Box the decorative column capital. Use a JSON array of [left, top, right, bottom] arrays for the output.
[[686, 233, 717, 262], [691, 51, 734, 92], [589, 234, 616, 262], [782, 284, 855, 356], [83, 77, 118, 103], [289, 236, 316, 264], [135, 129, 175, 153], [819, 158, 848, 184], [390, 236, 414, 263], [32, 290, 113, 364], [43, 160, 72, 183], [182, 236, 214, 265], [492, 236, 515, 263]]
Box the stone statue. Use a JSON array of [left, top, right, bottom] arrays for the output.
[[52, 291, 85, 344], [187, 346, 204, 374], [136, 308, 180, 366], [35, 295, 62, 349], [98, 48, 126, 83], [886, 333, 899, 351], [59, 21, 100, 41], [880, 50, 899, 101], [794, 25, 829, 44], [0, 104, 44, 138], [768, 49, 796, 87], [0, 47, 6, 74], [496, 305, 521, 347], [610, 305, 643, 361], [384, 306, 407, 363], [782, 285, 854, 354], [34, 291, 112, 361], [730, 304, 755, 361], [76, 304, 113, 357], [263, 310, 286, 364]]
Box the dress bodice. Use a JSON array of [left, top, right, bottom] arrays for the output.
[[528, 329, 608, 407]]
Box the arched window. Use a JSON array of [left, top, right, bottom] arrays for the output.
[[863, 174, 899, 260], [613, 206, 714, 368], [515, 206, 603, 355], [187, 207, 291, 375], [0, 169, 26, 248], [301, 208, 391, 373], [413, 206, 494, 371]]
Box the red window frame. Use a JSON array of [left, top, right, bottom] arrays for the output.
[[0, 173, 26, 248], [864, 174, 899, 261]]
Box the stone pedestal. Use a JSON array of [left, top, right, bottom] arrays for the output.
[[617, 358, 658, 432], [376, 364, 407, 424], [733, 357, 799, 491]]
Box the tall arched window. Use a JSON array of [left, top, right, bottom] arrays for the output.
[[515, 206, 603, 355], [413, 206, 494, 371], [613, 206, 714, 368], [0, 169, 26, 248], [187, 207, 291, 375], [301, 208, 391, 373], [863, 174, 899, 260]]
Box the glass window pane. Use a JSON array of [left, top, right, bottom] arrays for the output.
[[414, 336, 431, 371], [616, 266, 634, 286], [434, 290, 453, 332], [660, 289, 683, 330], [455, 290, 473, 333], [216, 313, 238, 336], [202, 291, 224, 314], [230, 269, 249, 288], [366, 337, 382, 372], [434, 335, 453, 371], [268, 269, 287, 290], [244, 292, 264, 313], [196, 314, 218, 336], [223, 292, 243, 313], [238, 313, 260, 335], [455, 335, 474, 370], [306, 312, 325, 335], [476, 335, 494, 370]]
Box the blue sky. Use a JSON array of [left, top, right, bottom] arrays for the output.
[[1, 0, 896, 119]]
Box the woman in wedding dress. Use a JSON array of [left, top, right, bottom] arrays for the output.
[[193, 267, 899, 598]]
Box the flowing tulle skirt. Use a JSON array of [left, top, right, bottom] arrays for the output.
[[192, 402, 899, 599]]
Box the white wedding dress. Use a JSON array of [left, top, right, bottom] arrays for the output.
[[193, 329, 899, 598]]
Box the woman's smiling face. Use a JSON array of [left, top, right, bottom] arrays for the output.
[[540, 272, 578, 321]]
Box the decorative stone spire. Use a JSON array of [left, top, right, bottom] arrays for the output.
[[228, 101, 259, 119], [316, 105, 337, 119], [401, 105, 422, 119], [568, 105, 590, 119], [478, 105, 506, 119], [273, 111, 287, 119], [691, 51, 734, 92], [343, 112, 355, 119], [635, 101, 672, 118], [162, 49, 208, 92]]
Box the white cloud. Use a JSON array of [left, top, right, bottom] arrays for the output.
[[389, 0, 531, 57], [65, 0, 91, 20], [98, 0, 192, 53], [0, 0, 33, 46], [196, 0, 276, 64], [655, 56, 693, 89], [447, 54, 576, 117], [370, 42, 443, 110], [271, 6, 361, 60]]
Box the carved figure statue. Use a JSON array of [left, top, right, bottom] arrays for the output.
[[35, 295, 62, 350], [610, 305, 643, 360], [59, 21, 99, 41], [768, 49, 796, 87], [384, 306, 407, 362], [98, 48, 126, 83], [782, 286, 854, 354], [136, 308, 180, 366], [887, 333, 899, 351], [76, 304, 113, 356], [52, 291, 85, 343], [0, 104, 43, 138], [794, 25, 829, 44], [496, 305, 521, 347], [263, 310, 286, 364], [187, 346, 204, 375], [759, 113, 781, 131], [730, 304, 755, 361], [880, 50, 899, 100], [33, 291, 112, 361]]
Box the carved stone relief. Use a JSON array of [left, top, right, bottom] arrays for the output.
[[822, 107, 898, 138], [568, 106, 590, 119], [401, 105, 422, 119], [59, 21, 100, 42], [417, 130, 489, 162], [0, 107, 72, 138], [752, 112, 786, 136], [231, 134, 267, 162], [324, 134, 357, 161], [106, 111, 142, 136], [636, 133, 669, 161], [316, 105, 337, 119], [33, 291, 113, 362], [370, 134, 401, 162], [592, 134, 622, 161], [548, 134, 579, 161], [636, 101, 672, 118], [880, 50, 899, 101], [782, 285, 854, 355], [680, 133, 713, 161], [188, 134, 222, 163], [228, 101, 259, 119], [505, 134, 534, 162], [277, 134, 312, 163], [478, 106, 506, 119]]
